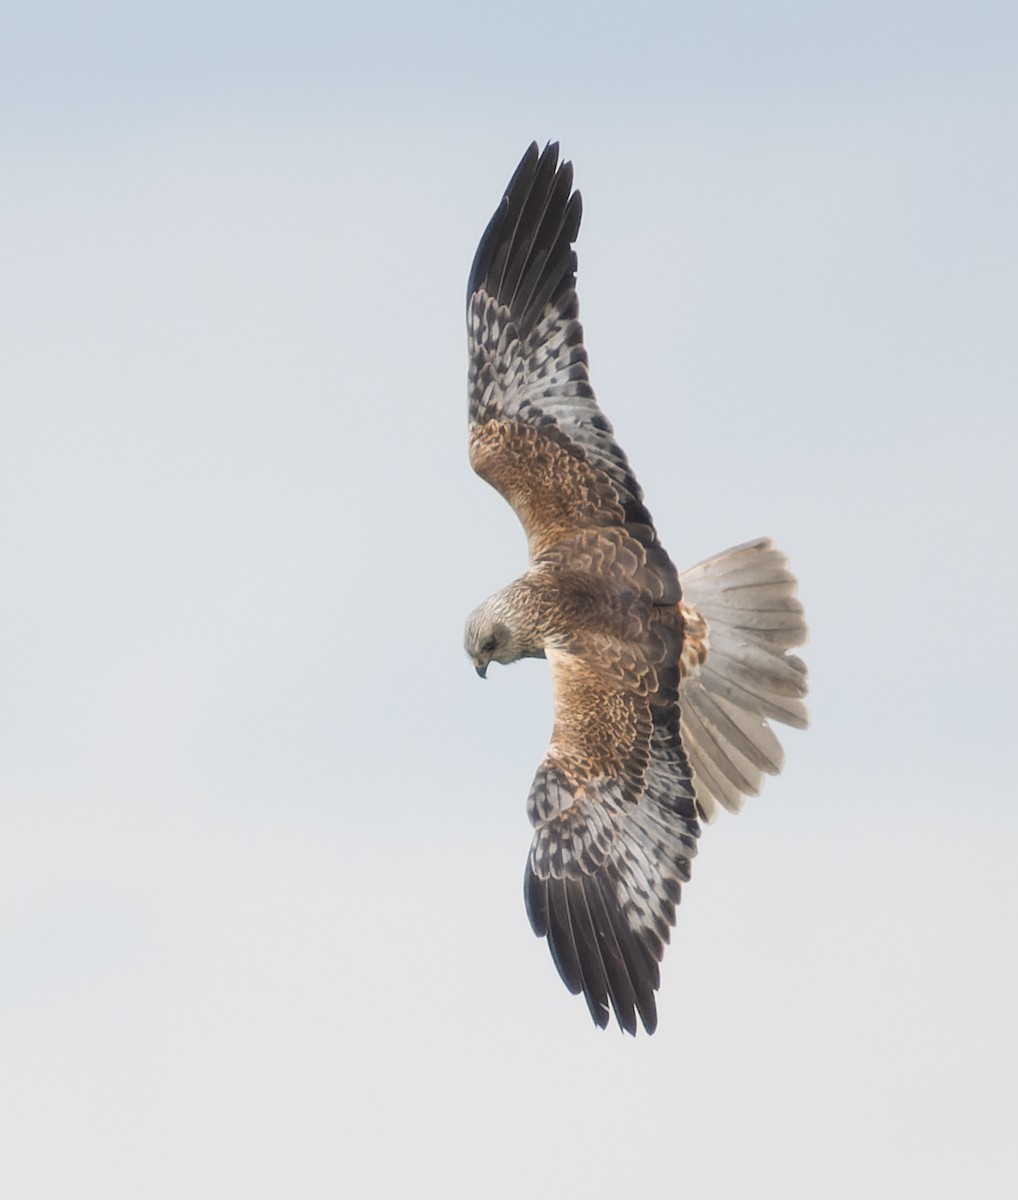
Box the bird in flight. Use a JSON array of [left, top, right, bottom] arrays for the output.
[[464, 142, 808, 1035]]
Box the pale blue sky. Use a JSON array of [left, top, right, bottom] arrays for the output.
[[2, 3, 1016, 1197]]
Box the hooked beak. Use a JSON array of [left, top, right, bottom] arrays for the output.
[[472, 658, 488, 679]]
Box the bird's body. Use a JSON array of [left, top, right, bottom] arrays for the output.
[[464, 143, 808, 1035]]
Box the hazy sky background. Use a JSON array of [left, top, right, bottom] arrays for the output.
[[3, 3, 1016, 1197]]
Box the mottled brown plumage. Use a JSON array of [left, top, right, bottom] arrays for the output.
[[464, 143, 808, 1035]]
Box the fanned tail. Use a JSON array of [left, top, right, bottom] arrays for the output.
[[678, 538, 809, 821]]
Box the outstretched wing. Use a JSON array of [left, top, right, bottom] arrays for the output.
[[523, 605, 700, 1036], [467, 142, 673, 584]]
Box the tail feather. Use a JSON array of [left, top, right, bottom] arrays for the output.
[[679, 538, 809, 822], [682, 702, 765, 799], [677, 708, 749, 815], [706, 632, 807, 697], [689, 685, 785, 775]]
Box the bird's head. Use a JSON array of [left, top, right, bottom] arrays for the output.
[[463, 610, 511, 679], [464, 593, 531, 678]]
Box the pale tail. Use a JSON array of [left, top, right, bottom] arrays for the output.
[[678, 538, 809, 822]]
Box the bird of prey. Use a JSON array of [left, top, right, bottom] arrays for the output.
[[464, 142, 808, 1035]]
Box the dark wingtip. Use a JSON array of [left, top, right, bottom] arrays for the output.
[[527, 861, 662, 1035], [467, 140, 581, 337], [523, 861, 548, 937], [467, 142, 541, 304]]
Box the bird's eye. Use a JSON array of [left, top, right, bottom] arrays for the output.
[[481, 636, 497, 654]]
